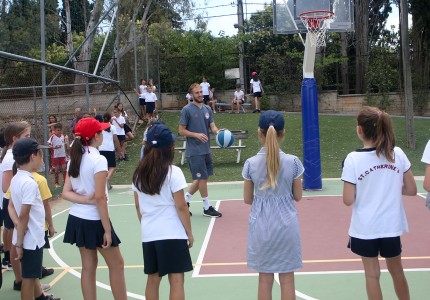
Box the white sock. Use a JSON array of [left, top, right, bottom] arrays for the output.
[[202, 197, 210, 210], [185, 192, 192, 203]]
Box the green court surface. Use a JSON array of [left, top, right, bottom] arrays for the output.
[[1, 179, 430, 299]]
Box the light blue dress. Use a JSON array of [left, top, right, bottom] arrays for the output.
[[242, 147, 304, 273]]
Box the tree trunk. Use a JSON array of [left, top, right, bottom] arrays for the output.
[[64, 0, 74, 66], [340, 32, 349, 94], [354, 0, 369, 94], [400, 0, 415, 149], [74, 0, 104, 89]]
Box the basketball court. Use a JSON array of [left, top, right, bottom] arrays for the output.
[[2, 179, 430, 299]]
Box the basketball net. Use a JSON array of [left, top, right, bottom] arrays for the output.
[[299, 10, 334, 47]]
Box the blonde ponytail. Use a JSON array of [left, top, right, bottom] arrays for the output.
[[261, 126, 280, 190]]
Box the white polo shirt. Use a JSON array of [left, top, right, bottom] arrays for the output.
[[112, 115, 125, 136], [48, 134, 66, 158], [421, 140, 430, 164], [200, 82, 210, 96], [68, 146, 109, 220], [145, 92, 157, 103], [139, 84, 147, 98], [1, 149, 14, 196], [132, 165, 188, 242], [341, 147, 410, 239], [99, 125, 117, 152], [11, 170, 46, 250], [250, 79, 262, 93], [234, 90, 244, 100]]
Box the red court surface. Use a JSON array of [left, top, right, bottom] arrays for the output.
[[198, 196, 430, 276]]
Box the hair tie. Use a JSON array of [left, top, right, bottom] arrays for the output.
[[268, 122, 275, 127], [377, 111, 382, 118]]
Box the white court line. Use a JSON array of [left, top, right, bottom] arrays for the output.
[[49, 208, 146, 299], [275, 273, 319, 300], [191, 200, 221, 278]]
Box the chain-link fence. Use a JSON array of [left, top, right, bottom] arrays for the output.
[[0, 51, 141, 189]]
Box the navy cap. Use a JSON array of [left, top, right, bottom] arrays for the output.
[[94, 114, 103, 123], [147, 123, 176, 148], [258, 110, 285, 131], [13, 138, 49, 158]]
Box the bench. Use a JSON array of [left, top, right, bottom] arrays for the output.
[[215, 102, 252, 113], [175, 130, 248, 165]]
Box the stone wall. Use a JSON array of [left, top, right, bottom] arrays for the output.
[[0, 90, 428, 117]]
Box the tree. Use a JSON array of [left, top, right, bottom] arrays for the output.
[[98, 0, 193, 80], [410, 0, 430, 110]]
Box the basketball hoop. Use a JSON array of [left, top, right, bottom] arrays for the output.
[[299, 10, 334, 47]]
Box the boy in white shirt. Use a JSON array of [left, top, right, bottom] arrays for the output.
[[10, 138, 54, 300], [200, 77, 211, 105], [48, 123, 67, 188], [231, 84, 245, 114], [144, 86, 158, 120], [111, 109, 126, 161]]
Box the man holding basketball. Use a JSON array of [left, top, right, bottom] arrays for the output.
[[178, 83, 222, 218]]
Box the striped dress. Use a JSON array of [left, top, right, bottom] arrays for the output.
[[242, 147, 304, 273]]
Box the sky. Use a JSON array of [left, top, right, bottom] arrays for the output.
[[184, 1, 410, 37]]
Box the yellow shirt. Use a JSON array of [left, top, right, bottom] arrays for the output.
[[6, 172, 52, 230], [33, 172, 52, 231]]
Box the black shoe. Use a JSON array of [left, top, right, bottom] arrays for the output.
[[123, 155, 130, 161], [45, 294, 62, 300], [13, 280, 22, 291], [257, 109, 261, 113], [42, 266, 54, 278], [203, 206, 222, 218], [252, 109, 258, 113], [187, 202, 192, 216]]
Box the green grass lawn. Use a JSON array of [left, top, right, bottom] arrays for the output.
[[111, 111, 430, 185]]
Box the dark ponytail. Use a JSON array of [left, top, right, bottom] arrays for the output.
[[357, 106, 395, 162], [68, 138, 85, 178]]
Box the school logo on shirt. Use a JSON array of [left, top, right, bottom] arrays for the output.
[[196, 172, 201, 178], [205, 113, 209, 119]]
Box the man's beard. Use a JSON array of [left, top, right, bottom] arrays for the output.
[[194, 98, 203, 103]]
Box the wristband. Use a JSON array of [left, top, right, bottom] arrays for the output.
[[15, 244, 23, 248]]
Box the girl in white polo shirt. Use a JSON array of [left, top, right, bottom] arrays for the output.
[[62, 117, 127, 300], [132, 123, 193, 300], [342, 106, 417, 300]]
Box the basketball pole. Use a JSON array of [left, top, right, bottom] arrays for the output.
[[301, 34, 322, 190]]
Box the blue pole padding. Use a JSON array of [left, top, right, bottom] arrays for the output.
[[301, 77, 322, 190]]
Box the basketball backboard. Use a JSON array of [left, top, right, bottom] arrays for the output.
[[273, 0, 354, 34]]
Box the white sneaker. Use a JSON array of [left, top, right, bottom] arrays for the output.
[[41, 283, 51, 292]]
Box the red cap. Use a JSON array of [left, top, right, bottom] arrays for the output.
[[251, 71, 257, 76], [74, 118, 110, 141]]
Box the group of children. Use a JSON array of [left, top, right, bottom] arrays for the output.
[[1, 121, 60, 300], [186, 73, 264, 114], [134, 105, 424, 300], [1, 103, 429, 300], [136, 78, 158, 121]]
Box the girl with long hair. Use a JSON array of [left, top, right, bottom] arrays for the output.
[[1, 121, 31, 288], [132, 123, 193, 300], [249, 72, 264, 113], [242, 110, 304, 300], [62, 117, 127, 300], [96, 113, 120, 190], [342, 106, 416, 300]]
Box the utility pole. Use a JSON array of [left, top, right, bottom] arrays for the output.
[[237, 0, 245, 89]]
